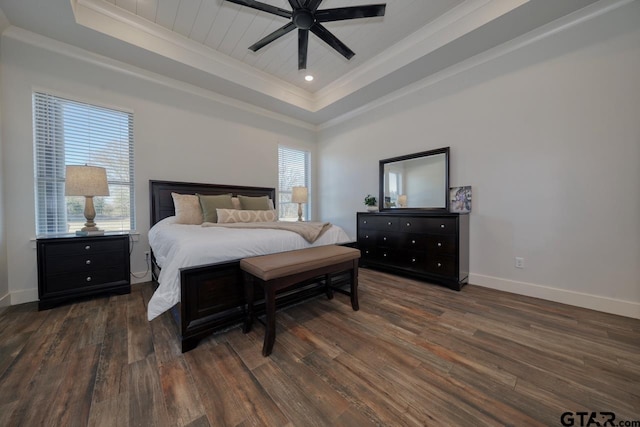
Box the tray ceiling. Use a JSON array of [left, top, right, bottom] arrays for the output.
[[0, 0, 608, 126]]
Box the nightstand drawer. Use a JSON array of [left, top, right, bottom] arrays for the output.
[[44, 269, 128, 295], [44, 239, 126, 256], [45, 251, 126, 275]]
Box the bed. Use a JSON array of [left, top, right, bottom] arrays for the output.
[[148, 180, 352, 352]]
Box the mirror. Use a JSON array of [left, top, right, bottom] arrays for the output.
[[379, 147, 449, 211]]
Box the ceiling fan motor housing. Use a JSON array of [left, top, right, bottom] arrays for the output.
[[293, 9, 315, 30]]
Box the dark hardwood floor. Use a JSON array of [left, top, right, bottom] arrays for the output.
[[1, 269, 639, 426]]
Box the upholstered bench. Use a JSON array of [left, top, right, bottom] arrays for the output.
[[240, 245, 361, 356]]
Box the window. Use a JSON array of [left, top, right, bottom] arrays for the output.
[[33, 92, 135, 235], [278, 146, 310, 221]]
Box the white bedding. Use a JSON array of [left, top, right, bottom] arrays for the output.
[[147, 216, 351, 320]]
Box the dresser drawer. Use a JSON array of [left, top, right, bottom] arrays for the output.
[[44, 239, 126, 256], [401, 217, 457, 235], [359, 215, 400, 231], [426, 235, 457, 255], [425, 256, 456, 277], [45, 251, 126, 275]]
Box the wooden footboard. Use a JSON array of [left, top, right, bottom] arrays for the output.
[[175, 260, 347, 352]]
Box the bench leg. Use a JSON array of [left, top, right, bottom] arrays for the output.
[[350, 264, 359, 311], [262, 284, 277, 357], [243, 273, 254, 334], [325, 273, 334, 300]]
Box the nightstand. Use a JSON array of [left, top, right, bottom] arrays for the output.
[[37, 233, 131, 310]]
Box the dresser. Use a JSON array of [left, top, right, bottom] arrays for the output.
[[357, 212, 469, 290], [37, 234, 131, 310]]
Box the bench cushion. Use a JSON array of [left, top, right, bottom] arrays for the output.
[[240, 245, 360, 281]]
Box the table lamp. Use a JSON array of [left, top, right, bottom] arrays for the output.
[[65, 165, 110, 234], [291, 186, 308, 222]]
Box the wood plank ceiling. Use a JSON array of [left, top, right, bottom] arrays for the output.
[[102, 0, 464, 91]]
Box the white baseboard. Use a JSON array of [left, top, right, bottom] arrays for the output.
[[470, 273, 640, 320], [10, 288, 39, 305], [0, 291, 10, 307]]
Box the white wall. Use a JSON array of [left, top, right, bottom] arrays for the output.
[[0, 32, 315, 304], [0, 15, 8, 306], [318, 2, 640, 318]]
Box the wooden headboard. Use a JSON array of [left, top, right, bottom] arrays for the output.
[[149, 180, 276, 226]]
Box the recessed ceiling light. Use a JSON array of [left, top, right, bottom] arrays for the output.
[[304, 75, 314, 82]]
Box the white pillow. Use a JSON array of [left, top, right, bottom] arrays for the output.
[[171, 193, 203, 225], [216, 209, 277, 223]]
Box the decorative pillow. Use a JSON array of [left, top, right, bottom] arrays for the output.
[[198, 194, 234, 223], [216, 209, 277, 223], [171, 193, 203, 225], [238, 195, 271, 210], [231, 197, 241, 210]]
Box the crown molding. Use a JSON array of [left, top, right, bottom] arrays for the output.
[[70, 0, 316, 110], [317, 0, 634, 131], [2, 26, 317, 131], [314, 0, 528, 110], [69, 0, 530, 114]]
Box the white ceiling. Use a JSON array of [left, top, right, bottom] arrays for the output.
[[0, 0, 606, 126]]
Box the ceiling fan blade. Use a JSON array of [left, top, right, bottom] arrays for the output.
[[298, 29, 308, 70], [310, 23, 355, 60], [287, 0, 302, 8], [315, 5, 386, 22], [224, 0, 292, 19], [306, 0, 323, 12], [249, 22, 296, 52]]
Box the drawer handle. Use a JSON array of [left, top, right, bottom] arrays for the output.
[[411, 240, 416, 244], [383, 253, 387, 257], [86, 259, 92, 265], [437, 242, 442, 247], [85, 245, 91, 250], [406, 222, 411, 227], [86, 276, 92, 282], [437, 263, 442, 268], [365, 250, 369, 254], [412, 258, 416, 263], [440, 224, 445, 229], [387, 222, 392, 226], [383, 237, 387, 241], [363, 220, 367, 224], [365, 235, 369, 239]]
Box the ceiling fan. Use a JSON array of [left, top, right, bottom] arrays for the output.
[[225, 0, 386, 70]]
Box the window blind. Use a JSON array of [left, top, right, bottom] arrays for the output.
[[33, 92, 135, 235], [278, 146, 310, 221]]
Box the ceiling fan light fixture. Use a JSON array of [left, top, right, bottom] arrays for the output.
[[305, 75, 314, 82]]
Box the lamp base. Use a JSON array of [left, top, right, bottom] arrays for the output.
[[297, 203, 304, 222]]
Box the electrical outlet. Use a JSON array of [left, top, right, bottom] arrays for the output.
[[515, 257, 524, 269], [144, 251, 150, 261]]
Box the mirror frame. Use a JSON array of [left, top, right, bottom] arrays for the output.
[[379, 147, 450, 212]]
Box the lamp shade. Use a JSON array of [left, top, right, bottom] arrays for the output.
[[64, 165, 110, 197], [291, 186, 308, 204], [398, 194, 407, 207]]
